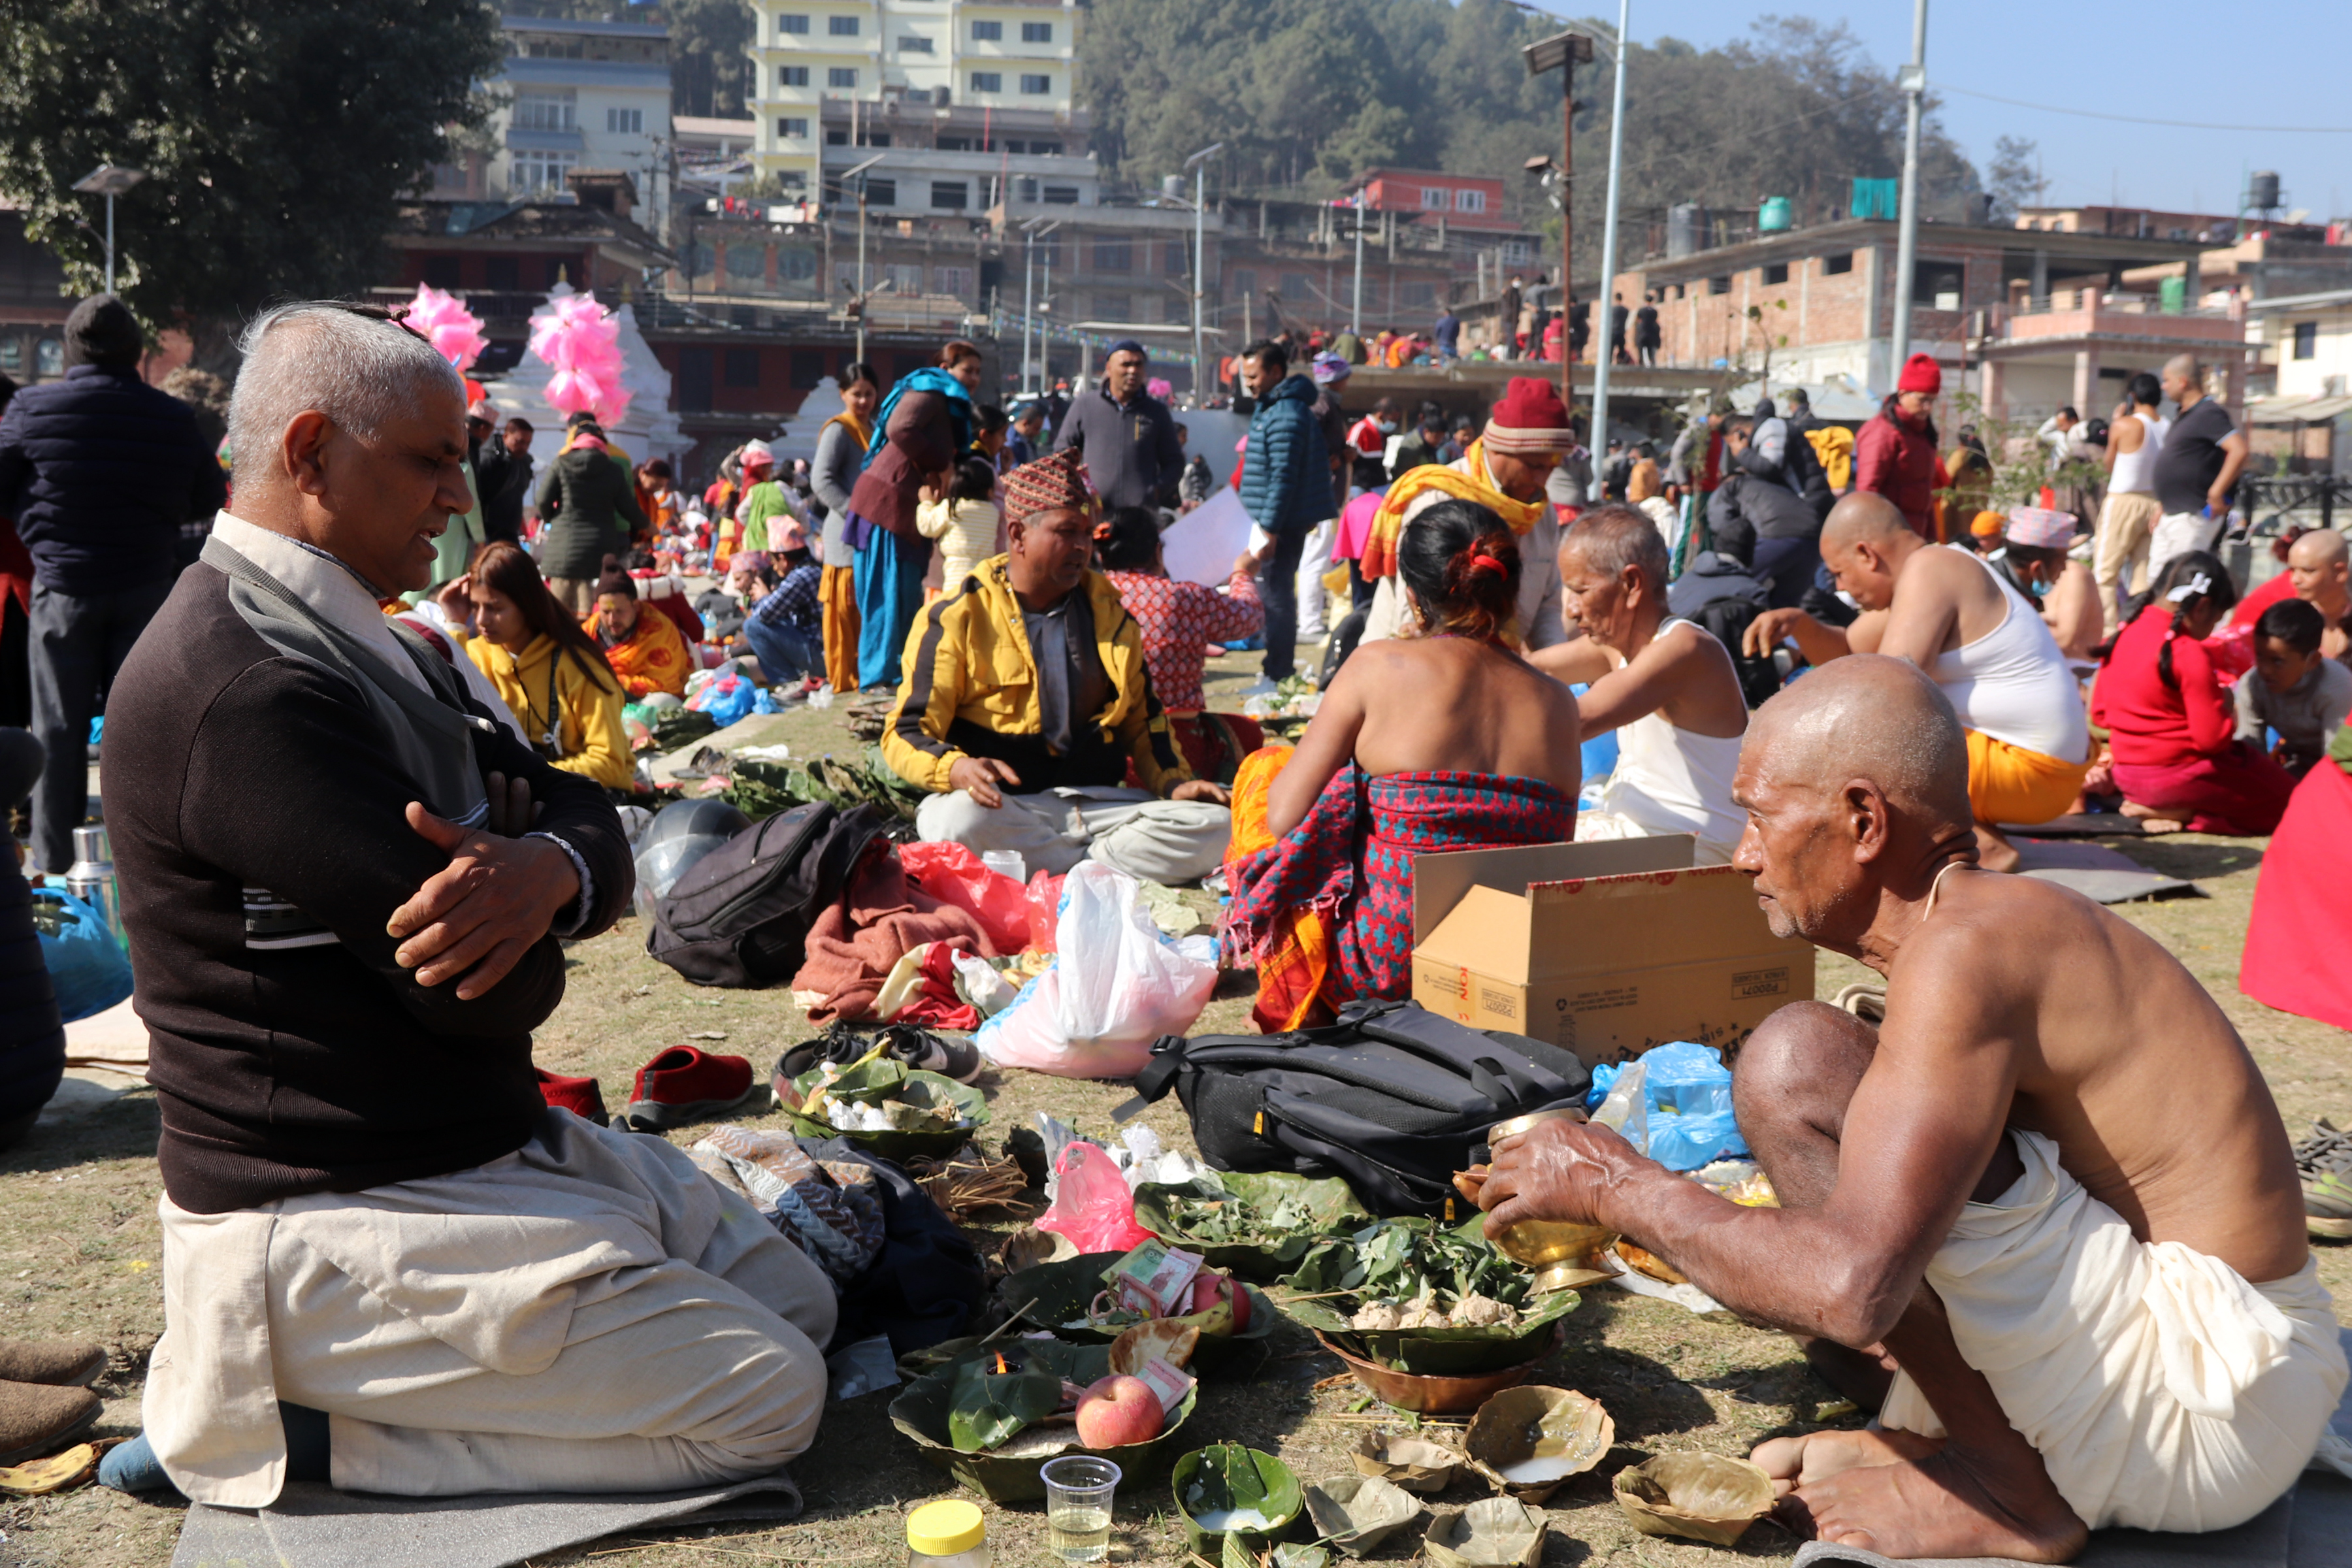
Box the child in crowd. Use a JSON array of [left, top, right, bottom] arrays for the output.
[[916, 457, 1002, 597], [2091, 551, 2295, 835], [2234, 597, 2352, 778]]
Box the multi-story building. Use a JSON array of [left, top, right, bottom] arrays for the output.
[[744, 0, 1086, 212], [1352, 169, 1518, 235], [431, 17, 673, 226]]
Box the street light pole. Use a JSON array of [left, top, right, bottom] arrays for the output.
[[1590, 0, 1632, 461], [840, 153, 885, 365], [1022, 230, 1036, 392], [71, 164, 147, 296], [1351, 190, 1365, 338], [1184, 144, 1222, 406], [1889, 0, 1930, 382], [1521, 33, 1593, 409]]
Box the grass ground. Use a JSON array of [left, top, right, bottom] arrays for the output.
[[1, 650, 2345, 1568]]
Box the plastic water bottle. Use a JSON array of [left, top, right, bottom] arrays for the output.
[[66, 825, 121, 941]]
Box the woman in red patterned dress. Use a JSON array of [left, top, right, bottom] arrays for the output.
[[1096, 505, 1267, 785]]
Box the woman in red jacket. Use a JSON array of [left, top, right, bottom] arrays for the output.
[[2091, 551, 2295, 834], [1854, 352, 1942, 538]]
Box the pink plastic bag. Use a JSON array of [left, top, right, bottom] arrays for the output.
[[1036, 1141, 1154, 1252], [1025, 870, 1066, 953], [898, 841, 1029, 954]]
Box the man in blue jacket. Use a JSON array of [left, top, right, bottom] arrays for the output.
[[0, 295, 226, 872], [1237, 339, 1335, 693]]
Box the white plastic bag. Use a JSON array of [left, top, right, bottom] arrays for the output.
[[975, 862, 1219, 1077]]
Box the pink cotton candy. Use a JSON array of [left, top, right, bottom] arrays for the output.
[[404, 284, 487, 373], [528, 293, 632, 429]]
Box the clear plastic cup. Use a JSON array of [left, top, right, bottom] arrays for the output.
[[1040, 1454, 1120, 1563], [982, 849, 1026, 884]]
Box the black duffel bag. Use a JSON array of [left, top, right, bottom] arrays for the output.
[[647, 802, 890, 987], [1119, 998, 1590, 1217]]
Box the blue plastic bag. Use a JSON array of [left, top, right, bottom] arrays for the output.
[[687, 674, 759, 727], [1582, 1041, 1747, 1171], [1569, 683, 1618, 781], [30, 887, 132, 1024]]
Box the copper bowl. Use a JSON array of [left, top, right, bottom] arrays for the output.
[[1484, 1111, 1620, 1292], [1313, 1328, 1563, 1416]]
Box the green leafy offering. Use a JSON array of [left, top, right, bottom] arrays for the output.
[[1132, 1173, 1369, 1279], [781, 1061, 988, 1161], [945, 1354, 1062, 1453], [1177, 1444, 1303, 1543], [1286, 1216, 1528, 1311], [1279, 1217, 1584, 1374], [726, 751, 927, 825]]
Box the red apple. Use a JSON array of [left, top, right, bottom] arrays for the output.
[[1184, 1270, 1252, 1335], [1075, 1374, 1164, 1448]]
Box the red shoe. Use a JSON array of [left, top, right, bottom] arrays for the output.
[[535, 1068, 608, 1123], [625, 1046, 754, 1130]]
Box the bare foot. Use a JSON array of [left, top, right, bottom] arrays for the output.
[[1974, 822, 2021, 874], [2118, 802, 2187, 833], [1786, 1445, 2089, 1563], [1752, 1427, 1938, 1500]]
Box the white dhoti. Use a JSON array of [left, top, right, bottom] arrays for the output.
[[145, 1109, 838, 1507], [916, 785, 1231, 885], [1879, 1130, 2347, 1533]]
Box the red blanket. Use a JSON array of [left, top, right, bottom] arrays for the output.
[[792, 847, 1001, 1022], [2239, 760, 2352, 1029]]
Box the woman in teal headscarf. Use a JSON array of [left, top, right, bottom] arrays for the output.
[[843, 340, 981, 687]]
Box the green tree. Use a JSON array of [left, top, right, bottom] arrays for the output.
[[0, 0, 505, 367], [1985, 135, 2048, 221]]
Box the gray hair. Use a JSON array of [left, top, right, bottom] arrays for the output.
[[227, 302, 465, 483], [1563, 503, 1670, 591]]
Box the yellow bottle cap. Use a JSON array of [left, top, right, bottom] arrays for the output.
[[907, 1499, 987, 1557]]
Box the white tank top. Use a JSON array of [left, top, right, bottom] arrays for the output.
[[2108, 412, 2169, 496], [1927, 548, 2090, 762], [1595, 619, 1748, 860]]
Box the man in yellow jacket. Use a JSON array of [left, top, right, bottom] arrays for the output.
[[883, 449, 1233, 883]]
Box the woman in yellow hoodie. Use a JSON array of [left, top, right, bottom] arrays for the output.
[[460, 541, 634, 791]]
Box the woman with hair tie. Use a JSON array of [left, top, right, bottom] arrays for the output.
[[459, 542, 634, 791], [1224, 498, 1582, 1031]]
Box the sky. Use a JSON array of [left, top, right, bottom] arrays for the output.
[[1520, 0, 2352, 221]]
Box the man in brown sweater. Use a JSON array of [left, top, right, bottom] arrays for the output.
[[101, 304, 834, 1507]]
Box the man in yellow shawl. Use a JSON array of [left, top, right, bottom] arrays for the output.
[[1356, 377, 1576, 651]]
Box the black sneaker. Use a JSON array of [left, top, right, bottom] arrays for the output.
[[875, 1022, 981, 1085], [2293, 1119, 2352, 1241], [773, 1021, 874, 1095]]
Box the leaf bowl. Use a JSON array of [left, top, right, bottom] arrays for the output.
[[887, 1339, 1196, 1503], [1463, 1385, 1616, 1504], [1612, 1452, 1776, 1546]]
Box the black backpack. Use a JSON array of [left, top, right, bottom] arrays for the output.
[[1119, 999, 1590, 1218], [647, 802, 890, 988]]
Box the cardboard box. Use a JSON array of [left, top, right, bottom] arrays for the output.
[[1409, 834, 1814, 1070]]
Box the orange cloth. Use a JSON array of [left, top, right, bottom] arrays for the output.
[[1965, 728, 2090, 826], [586, 602, 692, 698], [1356, 440, 1544, 583], [1224, 745, 1335, 1032], [821, 563, 860, 694]]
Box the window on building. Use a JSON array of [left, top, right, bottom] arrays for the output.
[[931, 180, 968, 210], [938, 136, 972, 151], [512, 150, 578, 194], [1028, 140, 1060, 157], [1280, 272, 1310, 301], [791, 349, 827, 388], [970, 71, 1002, 93], [777, 116, 808, 139], [1823, 251, 1855, 275], [1094, 294, 1132, 320], [779, 65, 809, 87], [422, 255, 461, 289], [1671, 283, 1686, 299], [1094, 240, 1132, 272], [776, 170, 808, 191], [828, 67, 858, 88], [2294, 321, 2319, 360], [1762, 261, 1789, 286], [899, 35, 933, 52], [779, 244, 817, 281], [1021, 21, 1053, 41], [513, 91, 575, 131], [887, 263, 923, 293], [606, 107, 644, 134], [35, 339, 61, 378], [1401, 280, 1437, 309], [971, 19, 1002, 39], [1019, 73, 1051, 94], [1014, 176, 1037, 201], [826, 127, 847, 144], [724, 348, 760, 387], [1708, 274, 1731, 295], [936, 265, 973, 297], [728, 246, 765, 287], [1454, 188, 1486, 214], [1166, 240, 1189, 275], [862, 177, 896, 205], [1420, 186, 1448, 210], [0, 339, 18, 374], [485, 255, 520, 290], [827, 14, 858, 35], [779, 12, 808, 33], [1042, 184, 1079, 205]]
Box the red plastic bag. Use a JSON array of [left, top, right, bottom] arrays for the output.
[[1025, 870, 1066, 953], [1036, 1141, 1154, 1253], [898, 841, 1028, 955]]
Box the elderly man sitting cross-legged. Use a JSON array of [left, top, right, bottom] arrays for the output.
[[99, 303, 836, 1507], [1471, 656, 2344, 1561], [883, 447, 1233, 884]]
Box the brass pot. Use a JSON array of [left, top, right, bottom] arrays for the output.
[[1485, 1111, 1620, 1293]]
